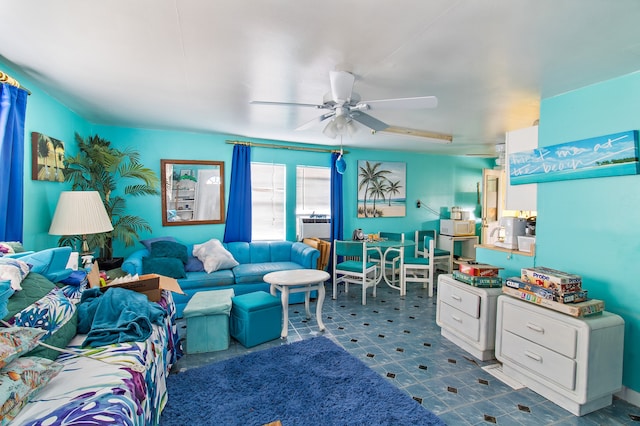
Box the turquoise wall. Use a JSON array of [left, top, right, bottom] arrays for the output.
[[537, 71, 640, 392], [92, 125, 491, 256]]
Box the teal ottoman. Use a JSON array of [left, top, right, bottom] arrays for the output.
[[230, 291, 282, 348], [183, 289, 234, 353]]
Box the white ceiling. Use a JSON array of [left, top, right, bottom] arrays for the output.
[[2, 0, 640, 155]]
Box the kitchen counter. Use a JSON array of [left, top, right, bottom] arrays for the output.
[[476, 243, 535, 257]]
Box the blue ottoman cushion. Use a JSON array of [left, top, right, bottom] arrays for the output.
[[183, 289, 234, 353], [230, 291, 282, 348]]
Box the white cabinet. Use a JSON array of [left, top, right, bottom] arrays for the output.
[[505, 126, 538, 211], [436, 274, 502, 361], [495, 295, 624, 416], [437, 235, 479, 273]]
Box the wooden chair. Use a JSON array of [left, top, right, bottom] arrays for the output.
[[415, 230, 450, 273], [333, 240, 378, 305], [403, 238, 436, 297]]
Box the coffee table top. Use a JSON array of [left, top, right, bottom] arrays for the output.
[[264, 269, 330, 286]]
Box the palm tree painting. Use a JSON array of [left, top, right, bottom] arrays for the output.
[[357, 160, 406, 217], [32, 132, 65, 182]]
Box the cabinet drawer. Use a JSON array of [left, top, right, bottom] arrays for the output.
[[502, 300, 577, 358], [438, 302, 480, 341], [501, 330, 576, 391], [439, 281, 480, 318]]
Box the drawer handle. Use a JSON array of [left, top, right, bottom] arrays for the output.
[[526, 322, 544, 333], [451, 315, 462, 323], [450, 294, 462, 302], [524, 350, 542, 362]]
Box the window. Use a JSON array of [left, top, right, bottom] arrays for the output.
[[251, 162, 286, 240], [296, 166, 331, 238]]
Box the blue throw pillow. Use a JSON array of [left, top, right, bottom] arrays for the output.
[[140, 236, 177, 252], [142, 257, 186, 279], [185, 256, 204, 272], [150, 241, 188, 264]]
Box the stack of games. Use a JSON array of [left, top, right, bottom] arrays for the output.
[[452, 262, 503, 287], [502, 266, 604, 317]]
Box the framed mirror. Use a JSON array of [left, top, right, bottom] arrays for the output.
[[161, 159, 225, 226]]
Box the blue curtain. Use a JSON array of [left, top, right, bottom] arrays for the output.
[[0, 84, 28, 241], [329, 152, 344, 271], [223, 144, 252, 242]]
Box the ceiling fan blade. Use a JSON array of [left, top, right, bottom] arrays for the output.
[[329, 71, 355, 104], [361, 96, 438, 110], [250, 100, 324, 109], [349, 111, 389, 131], [296, 112, 335, 131]]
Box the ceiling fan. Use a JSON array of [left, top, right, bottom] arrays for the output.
[[250, 70, 439, 139]]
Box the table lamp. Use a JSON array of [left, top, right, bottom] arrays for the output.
[[49, 191, 114, 267]]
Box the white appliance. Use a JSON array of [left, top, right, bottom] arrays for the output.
[[493, 217, 527, 249], [298, 217, 331, 240], [440, 219, 475, 236]]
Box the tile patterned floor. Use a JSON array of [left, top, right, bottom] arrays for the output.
[[172, 281, 640, 425]]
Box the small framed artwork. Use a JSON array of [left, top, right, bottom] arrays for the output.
[[357, 160, 406, 217], [32, 132, 65, 182]]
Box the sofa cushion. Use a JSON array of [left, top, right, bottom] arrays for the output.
[[233, 262, 303, 284], [142, 257, 187, 279], [176, 270, 235, 290]]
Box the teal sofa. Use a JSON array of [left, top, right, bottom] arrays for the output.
[[122, 241, 320, 317]]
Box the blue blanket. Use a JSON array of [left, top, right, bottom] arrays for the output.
[[78, 287, 167, 347]]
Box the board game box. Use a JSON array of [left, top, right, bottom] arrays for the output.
[[504, 277, 588, 303], [501, 286, 603, 317], [520, 266, 582, 292], [457, 262, 502, 277], [453, 271, 503, 287]]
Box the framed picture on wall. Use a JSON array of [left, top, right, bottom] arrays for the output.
[[31, 132, 65, 182], [357, 160, 406, 218]]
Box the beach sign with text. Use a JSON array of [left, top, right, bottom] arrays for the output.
[[509, 130, 639, 184]]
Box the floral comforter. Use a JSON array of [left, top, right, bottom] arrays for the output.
[[10, 290, 181, 426]]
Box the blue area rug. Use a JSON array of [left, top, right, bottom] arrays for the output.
[[161, 336, 445, 425]]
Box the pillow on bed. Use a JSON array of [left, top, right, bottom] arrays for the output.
[[140, 236, 177, 252], [150, 240, 188, 264], [10, 288, 78, 361], [142, 257, 187, 279], [0, 258, 31, 291], [193, 239, 239, 273], [0, 356, 64, 421], [0, 280, 15, 319], [0, 327, 46, 369]]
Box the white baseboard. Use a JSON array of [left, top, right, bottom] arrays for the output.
[[615, 386, 640, 407]]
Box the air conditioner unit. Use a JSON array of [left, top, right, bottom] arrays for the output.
[[299, 217, 331, 240]]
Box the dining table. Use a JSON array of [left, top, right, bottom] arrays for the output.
[[366, 239, 415, 294]]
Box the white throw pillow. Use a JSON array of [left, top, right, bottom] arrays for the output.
[[192, 239, 239, 273], [0, 258, 30, 291]]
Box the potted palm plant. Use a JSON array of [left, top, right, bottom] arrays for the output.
[[61, 133, 160, 269]]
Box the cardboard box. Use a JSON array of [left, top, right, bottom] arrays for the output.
[[87, 262, 184, 302], [505, 277, 588, 303], [501, 286, 603, 317], [452, 271, 503, 287], [520, 266, 582, 293], [458, 262, 502, 277]]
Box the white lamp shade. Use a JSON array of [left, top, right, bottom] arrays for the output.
[[49, 191, 114, 236]]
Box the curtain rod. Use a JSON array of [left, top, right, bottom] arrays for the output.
[[0, 71, 31, 95], [226, 140, 348, 154]]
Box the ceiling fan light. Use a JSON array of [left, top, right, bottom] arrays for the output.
[[323, 120, 338, 138], [347, 120, 358, 137]]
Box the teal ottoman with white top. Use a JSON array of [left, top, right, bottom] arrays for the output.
[[230, 291, 282, 348], [183, 288, 234, 353]]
